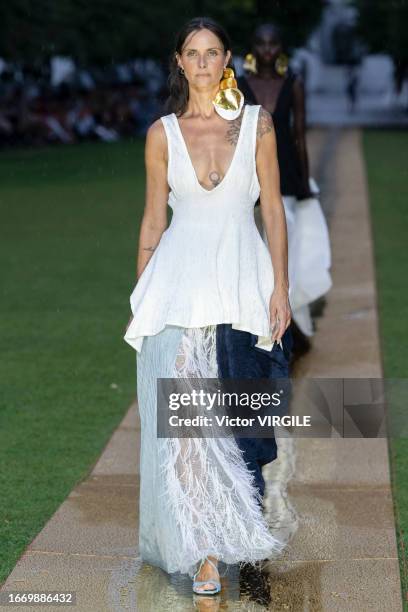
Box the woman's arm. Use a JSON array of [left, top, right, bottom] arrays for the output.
[[292, 76, 311, 198], [125, 120, 169, 332], [256, 107, 291, 342], [136, 119, 169, 280]]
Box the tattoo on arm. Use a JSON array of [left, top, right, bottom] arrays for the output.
[[257, 107, 273, 139], [143, 245, 156, 252]]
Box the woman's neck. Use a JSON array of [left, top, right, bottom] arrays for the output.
[[183, 89, 219, 119]]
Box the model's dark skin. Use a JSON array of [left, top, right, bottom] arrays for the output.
[[246, 24, 311, 198]]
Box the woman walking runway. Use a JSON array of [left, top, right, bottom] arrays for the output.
[[124, 17, 293, 596]]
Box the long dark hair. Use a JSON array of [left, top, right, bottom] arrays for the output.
[[164, 17, 235, 117]]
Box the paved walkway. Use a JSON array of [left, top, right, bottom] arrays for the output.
[[263, 129, 403, 611], [0, 130, 403, 611]]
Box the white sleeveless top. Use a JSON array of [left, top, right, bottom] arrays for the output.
[[124, 104, 278, 353]]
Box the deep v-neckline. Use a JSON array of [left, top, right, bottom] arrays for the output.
[[172, 105, 248, 194]]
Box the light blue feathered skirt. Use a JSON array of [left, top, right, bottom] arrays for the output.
[[136, 324, 288, 578]]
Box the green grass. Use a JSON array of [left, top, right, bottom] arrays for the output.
[[0, 140, 146, 584], [363, 130, 408, 609]]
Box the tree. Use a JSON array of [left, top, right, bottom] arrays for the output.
[[0, 0, 324, 65], [356, 1, 408, 68]]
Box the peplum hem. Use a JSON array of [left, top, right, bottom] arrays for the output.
[[124, 315, 281, 354]]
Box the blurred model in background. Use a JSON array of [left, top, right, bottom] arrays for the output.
[[238, 23, 332, 359]]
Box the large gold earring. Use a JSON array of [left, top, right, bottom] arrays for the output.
[[212, 67, 244, 120], [275, 53, 288, 76], [243, 53, 257, 74]]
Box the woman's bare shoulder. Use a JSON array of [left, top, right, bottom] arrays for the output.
[[146, 117, 167, 142], [145, 118, 168, 161]]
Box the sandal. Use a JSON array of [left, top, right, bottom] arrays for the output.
[[192, 556, 221, 595]]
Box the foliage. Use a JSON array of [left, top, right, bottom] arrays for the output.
[[0, 0, 323, 64], [355, 0, 408, 64]]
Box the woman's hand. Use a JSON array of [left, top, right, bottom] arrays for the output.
[[125, 314, 134, 333], [269, 287, 292, 342]]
